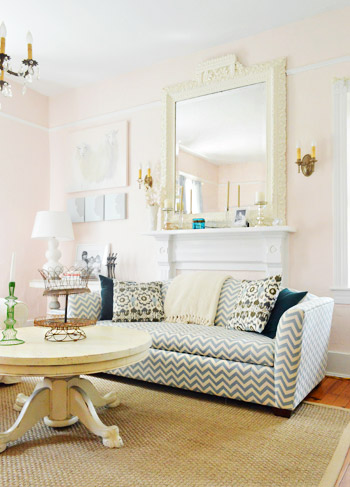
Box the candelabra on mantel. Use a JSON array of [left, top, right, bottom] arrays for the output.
[[0, 21, 39, 108]]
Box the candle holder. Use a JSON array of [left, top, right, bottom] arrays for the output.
[[255, 201, 267, 227], [0, 282, 24, 346], [137, 173, 153, 190]]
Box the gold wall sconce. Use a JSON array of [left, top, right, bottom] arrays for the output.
[[295, 142, 317, 177], [137, 166, 153, 189]]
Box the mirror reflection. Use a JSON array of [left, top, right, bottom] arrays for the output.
[[175, 82, 267, 214]]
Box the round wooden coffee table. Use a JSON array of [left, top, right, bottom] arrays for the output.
[[0, 326, 151, 452]]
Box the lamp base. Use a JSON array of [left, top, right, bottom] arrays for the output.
[[43, 237, 63, 272]]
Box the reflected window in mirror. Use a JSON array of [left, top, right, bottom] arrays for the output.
[[175, 82, 267, 214]]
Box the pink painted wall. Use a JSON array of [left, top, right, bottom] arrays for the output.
[[48, 7, 350, 353], [0, 81, 50, 317]]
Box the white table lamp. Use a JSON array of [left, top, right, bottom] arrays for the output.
[[32, 211, 74, 272]]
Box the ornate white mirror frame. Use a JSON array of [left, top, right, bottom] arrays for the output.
[[161, 54, 287, 225]]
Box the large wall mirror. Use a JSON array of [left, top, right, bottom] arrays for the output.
[[162, 55, 286, 225]]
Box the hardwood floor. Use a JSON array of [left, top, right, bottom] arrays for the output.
[[305, 377, 350, 487]]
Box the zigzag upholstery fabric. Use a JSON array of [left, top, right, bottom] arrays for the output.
[[107, 348, 276, 407], [68, 292, 102, 320], [100, 320, 275, 366], [101, 295, 334, 411], [214, 278, 241, 327], [274, 297, 334, 410]]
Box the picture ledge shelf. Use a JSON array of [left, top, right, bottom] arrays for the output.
[[145, 226, 295, 282]]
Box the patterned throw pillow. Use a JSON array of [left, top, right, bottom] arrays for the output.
[[227, 275, 282, 333], [68, 292, 102, 321], [214, 278, 241, 327], [113, 281, 165, 322]]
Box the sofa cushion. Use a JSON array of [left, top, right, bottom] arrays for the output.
[[113, 281, 165, 322], [228, 275, 282, 333], [214, 278, 241, 327], [99, 320, 275, 367], [68, 292, 101, 320]]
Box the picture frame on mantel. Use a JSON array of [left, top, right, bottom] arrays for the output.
[[66, 120, 128, 193]]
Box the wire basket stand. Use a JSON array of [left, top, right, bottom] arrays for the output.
[[34, 267, 96, 342]]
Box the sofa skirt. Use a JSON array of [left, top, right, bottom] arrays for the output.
[[106, 348, 276, 408]]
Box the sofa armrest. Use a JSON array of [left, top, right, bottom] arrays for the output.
[[274, 297, 334, 410]]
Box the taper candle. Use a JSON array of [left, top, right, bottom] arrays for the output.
[[9, 252, 16, 283], [296, 141, 301, 160], [180, 186, 183, 212], [189, 189, 192, 214], [138, 166, 142, 179], [226, 181, 230, 210], [238, 184, 241, 208], [147, 167, 151, 177]]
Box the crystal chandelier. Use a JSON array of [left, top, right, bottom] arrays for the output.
[[0, 22, 39, 109]]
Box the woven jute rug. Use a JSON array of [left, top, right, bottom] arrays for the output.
[[0, 375, 349, 487]]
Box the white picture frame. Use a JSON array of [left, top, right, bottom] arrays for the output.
[[75, 243, 110, 279], [67, 197, 85, 223], [66, 120, 128, 193], [85, 195, 104, 222]]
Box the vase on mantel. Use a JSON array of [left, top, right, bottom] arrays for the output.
[[147, 205, 159, 231]]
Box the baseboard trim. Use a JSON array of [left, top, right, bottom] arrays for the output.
[[326, 351, 350, 378]]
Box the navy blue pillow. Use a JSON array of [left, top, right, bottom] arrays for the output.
[[262, 288, 307, 339], [99, 275, 114, 320]]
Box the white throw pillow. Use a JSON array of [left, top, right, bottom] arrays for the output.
[[227, 275, 282, 333]]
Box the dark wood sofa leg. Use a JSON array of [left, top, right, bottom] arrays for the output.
[[272, 407, 292, 418]]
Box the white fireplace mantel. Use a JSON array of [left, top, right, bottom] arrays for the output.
[[145, 226, 295, 284]]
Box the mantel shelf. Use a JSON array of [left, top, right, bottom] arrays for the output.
[[144, 226, 295, 237], [145, 226, 295, 284]]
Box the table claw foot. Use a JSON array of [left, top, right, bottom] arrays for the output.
[[102, 426, 124, 448], [103, 392, 120, 408], [13, 393, 29, 412]]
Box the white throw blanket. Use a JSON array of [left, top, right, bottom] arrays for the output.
[[164, 272, 230, 326]]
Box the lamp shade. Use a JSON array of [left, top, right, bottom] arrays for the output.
[[31, 211, 74, 241]]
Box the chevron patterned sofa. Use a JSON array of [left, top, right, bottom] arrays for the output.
[[70, 278, 334, 416]]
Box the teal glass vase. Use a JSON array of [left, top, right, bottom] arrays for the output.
[[0, 282, 25, 346]]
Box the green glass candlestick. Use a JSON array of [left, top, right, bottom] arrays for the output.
[[0, 282, 25, 346]]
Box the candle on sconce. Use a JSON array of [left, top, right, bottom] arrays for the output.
[[238, 184, 241, 208], [226, 181, 230, 211], [147, 167, 151, 177], [296, 141, 301, 161], [9, 252, 16, 283], [311, 141, 316, 159], [138, 165, 142, 179]]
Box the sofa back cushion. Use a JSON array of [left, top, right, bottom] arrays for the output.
[[68, 291, 102, 321], [261, 288, 307, 338], [214, 278, 241, 327]]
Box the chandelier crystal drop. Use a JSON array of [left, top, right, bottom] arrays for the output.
[[0, 22, 39, 108]]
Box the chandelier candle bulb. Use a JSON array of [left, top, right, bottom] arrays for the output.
[[9, 252, 16, 283], [0, 22, 6, 53], [26, 31, 33, 60]]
